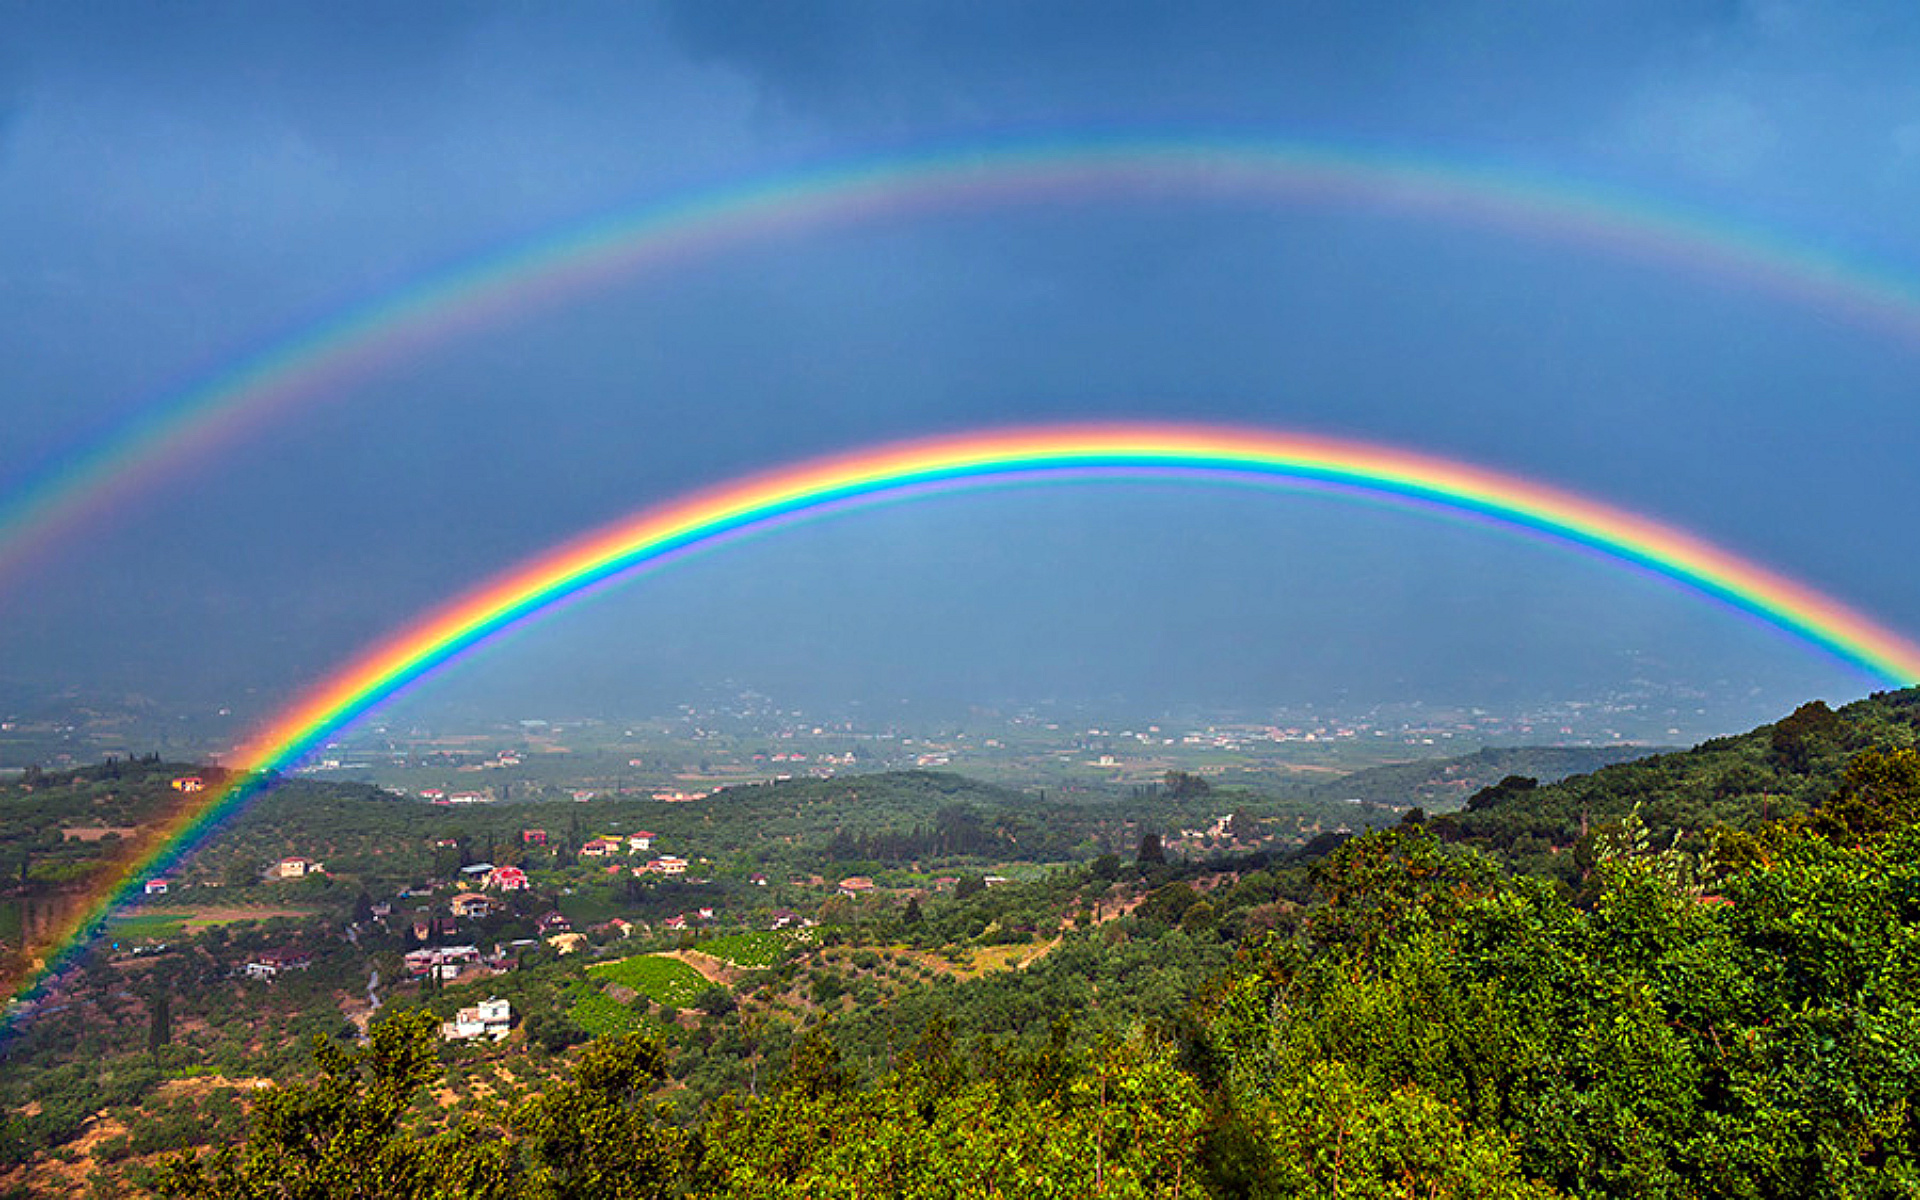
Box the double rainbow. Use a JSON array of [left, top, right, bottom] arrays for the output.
[[5, 135, 1920, 587], [9, 422, 1920, 1019]]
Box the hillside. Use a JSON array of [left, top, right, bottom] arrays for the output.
[[1302, 744, 1659, 809], [1437, 687, 1920, 874], [9, 691, 1920, 1197]]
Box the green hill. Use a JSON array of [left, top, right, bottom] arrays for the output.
[[1303, 744, 1660, 809], [1436, 688, 1920, 870]]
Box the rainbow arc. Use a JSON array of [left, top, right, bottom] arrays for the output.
[[9, 421, 1919, 1020]]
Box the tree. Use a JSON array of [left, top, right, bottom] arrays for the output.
[[152, 1007, 446, 1198], [1806, 746, 1920, 843], [1137, 832, 1166, 866], [148, 985, 171, 1058], [512, 1032, 684, 1200], [1164, 770, 1212, 801]]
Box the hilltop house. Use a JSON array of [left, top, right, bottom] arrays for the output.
[[837, 876, 876, 897], [244, 948, 313, 980], [143, 878, 171, 896], [443, 998, 513, 1042], [628, 831, 656, 852], [273, 856, 323, 880], [534, 911, 572, 936], [449, 892, 497, 919], [403, 945, 480, 979], [486, 865, 529, 891], [170, 776, 204, 793], [579, 837, 620, 859]]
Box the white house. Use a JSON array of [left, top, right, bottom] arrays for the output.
[[443, 997, 513, 1042]]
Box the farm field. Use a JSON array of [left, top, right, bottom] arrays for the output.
[[587, 953, 710, 1006]]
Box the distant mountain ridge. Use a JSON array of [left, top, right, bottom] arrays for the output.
[[1303, 744, 1660, 810]]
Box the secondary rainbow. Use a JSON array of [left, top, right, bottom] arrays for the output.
[[9, 421, 1920, 1020], [6, 135, 1920, 587]]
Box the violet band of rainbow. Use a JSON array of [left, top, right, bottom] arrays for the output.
[[10, 422, 1920, 1023], [5, 136, 1920, 590]]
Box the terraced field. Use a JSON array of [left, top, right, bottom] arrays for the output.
[[588, 953, 709, 1005]]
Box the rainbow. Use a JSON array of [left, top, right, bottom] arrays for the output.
[[5, 135, 1920, 586], [9, 421, 1920, 1019]]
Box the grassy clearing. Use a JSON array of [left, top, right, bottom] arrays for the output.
[[106, 913, 187, 942], [588, 954, 709, 1006], [692, 931, 796, 969]]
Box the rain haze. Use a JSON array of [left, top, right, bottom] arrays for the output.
[[4, 1, 1920, 746]]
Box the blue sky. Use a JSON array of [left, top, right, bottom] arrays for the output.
[[2, 1, 1919, 734]]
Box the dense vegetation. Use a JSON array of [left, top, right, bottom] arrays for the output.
[[8, 690, 1920, 1195]]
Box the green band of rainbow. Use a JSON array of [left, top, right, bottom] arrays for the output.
[[9, 422, 1918, 1022], [5, 135, 1920, 588]]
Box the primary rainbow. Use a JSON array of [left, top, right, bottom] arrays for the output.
[[6, 135, 1920, 586], [9, 421, 1920, 1019]]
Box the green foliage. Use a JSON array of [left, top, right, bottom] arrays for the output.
[[152, 1008, 446, 1198], [567, 986, 649, 1037], [692, 1027, 1209, 1197], [692, 932, 792, 969], [588, 954, 709, 1006], [1204, 813, 1920, 1199]]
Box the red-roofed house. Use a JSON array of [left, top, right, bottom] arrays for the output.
[[273, 856, 323, 879], [486, 866, 529, 891]]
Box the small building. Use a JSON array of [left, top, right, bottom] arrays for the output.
[[443, 997, 513, 1042], [749, 873, 769, 887], [244, 948, 313, 980], [546, 932, 586, 955], [662, 914, 689, 931], [535, 911, 572, 936], [642, 855, 688, 876], [460, 863, 495, 880], [273, 856, 323, 880], [837, 876, 876, 897], [521, 829, 548, 846], [579, 837, 621, 859], [170, 776, 204, 793], [628, 831, 656, 852], [450, 892, 497, 919], [769, 908, 813, 930], [143, 878, 171, 896], [403, 945, 480, 977], [486, 865, 529, 891]]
